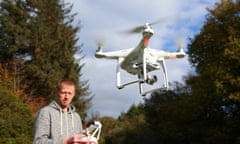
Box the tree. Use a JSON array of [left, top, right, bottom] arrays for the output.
[[24, 0, 91, 116], [98, 116, 122, 144], [186, 0, 240, 143], [144, 83, 195, 144], [0, 0, 32, 63], [0, 88, 34, 144], [0, 0, 91, 116], [188, 0, 240, 101], [0, 0, 32, 96], [101, 104, 157, 144]]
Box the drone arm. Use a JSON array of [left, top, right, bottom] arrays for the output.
[[95, 49, 132, 59], [153, 47, 186, 60], [164, 51, 186, 59]]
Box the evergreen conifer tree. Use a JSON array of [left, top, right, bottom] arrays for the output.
[[0, 0, 91, 116]]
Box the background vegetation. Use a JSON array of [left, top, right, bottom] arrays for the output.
[[0, 0, 239, 144]]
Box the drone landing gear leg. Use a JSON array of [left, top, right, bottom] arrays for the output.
[[139, 82, 167, 96], [116, 59, 122, 89], [139, 82, 168, 96], [159, 60, 169, 90], [139, 59, 168, 96], [116, 58, 140, 89]]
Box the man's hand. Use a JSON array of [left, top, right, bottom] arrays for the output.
[[63, 136, 74, 144], [63, 134, 88, 144]]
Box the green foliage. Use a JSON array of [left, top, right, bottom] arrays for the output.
[[0, 85, 34, 144], [145, 87, 237, 143], [0, 0, 91, 142], [23, 0, 79, 97], [188, 0, 240, 101], [100, 104, 157, 144], [0, 0, 91, 117], [0, 0, 32, 62], [98, 117, 122, 144], [186, 0, 240, 143], [100, 83, 240, 144]]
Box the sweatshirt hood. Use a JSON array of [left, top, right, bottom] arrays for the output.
[[50, 100, 76, 113], [50, 100, 76, 136]]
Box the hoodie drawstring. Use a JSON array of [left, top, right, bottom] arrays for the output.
[[60, 111, 63, 136], [59, 109, 75, 136], [51, 101, 76, 137], [71, 111, 74, 128]]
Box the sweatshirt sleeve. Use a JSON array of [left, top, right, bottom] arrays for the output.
[[33, 108, 63, 144], [79, 115, 83, 134]]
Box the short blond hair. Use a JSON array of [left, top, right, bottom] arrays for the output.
[[56, 78, 76, 91]]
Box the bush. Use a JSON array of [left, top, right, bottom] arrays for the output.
[[0, 86, 34, 144]]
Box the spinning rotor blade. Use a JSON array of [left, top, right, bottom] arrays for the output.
[[125, 16, 171, 34], [174, 37, 184, 50], [94, 36, 104, 49], [177, 40, 184, 50], [97, 40, 104, 49], [148, 17, 171, 26], [128, 25, 145, 34]]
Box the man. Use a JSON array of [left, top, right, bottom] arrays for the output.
[[33, 79, 83, 144]]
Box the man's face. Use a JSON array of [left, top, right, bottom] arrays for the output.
[[57, 84, 75, 109]]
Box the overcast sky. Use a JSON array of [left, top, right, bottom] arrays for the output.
[[65, 0, 220, 118]]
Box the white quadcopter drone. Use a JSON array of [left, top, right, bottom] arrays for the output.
[[95, 20, 186, 96]]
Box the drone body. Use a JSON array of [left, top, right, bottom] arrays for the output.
[[95, 22, 186, 96]]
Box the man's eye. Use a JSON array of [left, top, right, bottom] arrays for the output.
[[60, 92, 72, 95]]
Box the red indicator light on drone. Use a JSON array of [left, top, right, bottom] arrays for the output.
[[143, 38, 149, 47]]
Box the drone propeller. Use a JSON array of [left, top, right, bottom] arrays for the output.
[[125, 17, 171, 34], [127, 25, 145, 34], [94, 36, 104, 52], [174, 37, 184, 51], [97, 39, 104, 49], [148, 17, 171, 26], [177, 41, 184, 50]]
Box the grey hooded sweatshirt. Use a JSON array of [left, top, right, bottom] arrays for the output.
[[33, 100, 83, 144]]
